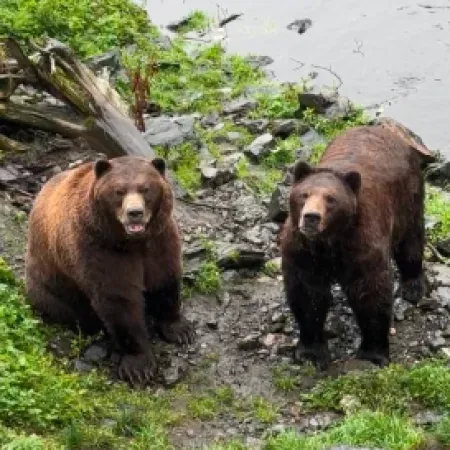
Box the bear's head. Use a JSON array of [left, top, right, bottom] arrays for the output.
[[288, 160, 361, 240], [91, 156, 172, 239]]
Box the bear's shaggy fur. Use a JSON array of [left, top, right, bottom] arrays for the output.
[[25, 156, 194, 383], [280, 125, 427, 369]]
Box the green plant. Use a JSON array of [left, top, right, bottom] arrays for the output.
[[425, 187, 450, 243]]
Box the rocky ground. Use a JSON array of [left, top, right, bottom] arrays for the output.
[[1, 88, 450, 449]]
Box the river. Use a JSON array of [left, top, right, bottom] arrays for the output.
[[141, 0, 450, 157]]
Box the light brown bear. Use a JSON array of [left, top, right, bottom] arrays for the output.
[[25, 156, 194, 384], [281, 124, 429, 369]]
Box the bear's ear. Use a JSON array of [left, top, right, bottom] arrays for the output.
[[343, 171, 361, 195], [151, 157, 166, 176], [293, 161, 313, 183], [94, 159, 112, 178]]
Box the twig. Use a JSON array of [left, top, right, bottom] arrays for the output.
[[419, 3, 450, 9], [178, 198, 235, 211], [311, 64, 343, 89], [290, 58, 305, 71], [353, 39, 364, 56], [218, 14, 243, 27], [426, 242, 450, 265], [0, 133, 30, 153]]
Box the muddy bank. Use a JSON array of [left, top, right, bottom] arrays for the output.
[[145, 0, 450, 157]]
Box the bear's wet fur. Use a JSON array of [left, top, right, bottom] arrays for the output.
[[25, 156, 194, 384], [280, 125, 427, 369]]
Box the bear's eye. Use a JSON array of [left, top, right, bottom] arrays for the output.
[[115, 188, 126, 197], [299, 193, 308, 201], [138, 186, 150, 194], [325, 195, 336, 205]]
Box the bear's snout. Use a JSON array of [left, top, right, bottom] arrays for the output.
[[120, 192, 151, 236], [127, 206, 144, 221]]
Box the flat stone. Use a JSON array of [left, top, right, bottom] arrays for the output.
[[244, 133, 275, 161], [267, 183, 290, 223], [237, 334, 262, 351], [236, 118, 270, 134], [144, 115, 195, 148], [223, 98, 257, 115]]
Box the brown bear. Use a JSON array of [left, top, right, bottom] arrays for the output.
[[280, 124, 429, 369], [25, 155, 194, 384]]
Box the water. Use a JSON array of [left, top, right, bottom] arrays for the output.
[[142, 0, 450, 157]]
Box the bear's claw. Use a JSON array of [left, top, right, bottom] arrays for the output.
[[118, 350, 157, 385], [356, 348, 390, 368], [158, 317, 196, 346], [294, 341, 330, 371]]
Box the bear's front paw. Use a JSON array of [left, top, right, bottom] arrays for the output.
[[401, 276, 428, 305], [356, 348, 389, 368], [294, 341, 330, 371], [118, 350, 157, 385], [158, 317, 195, 346]]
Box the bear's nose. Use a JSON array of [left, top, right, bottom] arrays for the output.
[[303, 212, 321, 227], [127, 207, 144, 221]]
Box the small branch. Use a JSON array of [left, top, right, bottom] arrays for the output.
[[290, 58, 305, 71], [418, 3, 450, 9], [178, 198, 235, 211], [311, 64, 343, 89], [0, 134, 30, 153], [353, 39, 364, 57], [0, 102, 87, 137], [218, 14, 243, 27], [426, 242, 450, 265]]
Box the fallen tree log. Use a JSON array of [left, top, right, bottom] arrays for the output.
[[0, 37, 185, 197]]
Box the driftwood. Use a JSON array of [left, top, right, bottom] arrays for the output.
[[0, 37, 185, 197]]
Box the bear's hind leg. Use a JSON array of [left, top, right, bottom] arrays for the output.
[[26, 277, 102, 335], [345, 264, 393, 367], [144, 278, 195, 346], [283, 261, 332, 370], [393, 219, 427, 305]]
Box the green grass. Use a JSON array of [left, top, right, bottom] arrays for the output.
[[265, 411, 424, 450], [301, 359, 450, 416], [425, 186, 450, 243], [174, 10, 211, 34], [0, 0, 157, 58]]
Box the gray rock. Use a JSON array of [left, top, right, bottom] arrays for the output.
[[236, 118, 270, 134], [223, 98, 257, 115], [267, 184, 290, 223], [201, 112, 220, 128], [436, 237, 450, 257], [83, 343, 108, 363], [237, 334, 262, 350], [244, 133, 274, 161], [413, 410, 443, 426], [432, 264, 450, 286], [0, 166, 19, 182], [213, 131, 242, 144], [245, 55, 274, 69], [144, 116, 195, 147], [325, 96, 352, 120], [152, 34, 172, 51], [428, 335, 446, 350], [298, 89, 338, 114], [200, 165, 235, 188], [85, 50, 121, 74], [287, 19, 313, 35], [73, 359, 93, 374], [162, 357, 189, 387], [434, 286, 450, 309], [272, 119, 309, 138], [216, 242, 267, 269]]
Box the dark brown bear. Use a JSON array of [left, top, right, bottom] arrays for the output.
[[280, 125, 429, 369], [25, 156, 194, 383]]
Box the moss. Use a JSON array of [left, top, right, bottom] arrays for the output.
[[425, 186, 450, 243]]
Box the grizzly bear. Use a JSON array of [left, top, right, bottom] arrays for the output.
[[280, 125, 428, 369], [25, 156, 194, 384]]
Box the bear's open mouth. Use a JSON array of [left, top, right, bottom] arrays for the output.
[[125, 223, 145, 235]]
